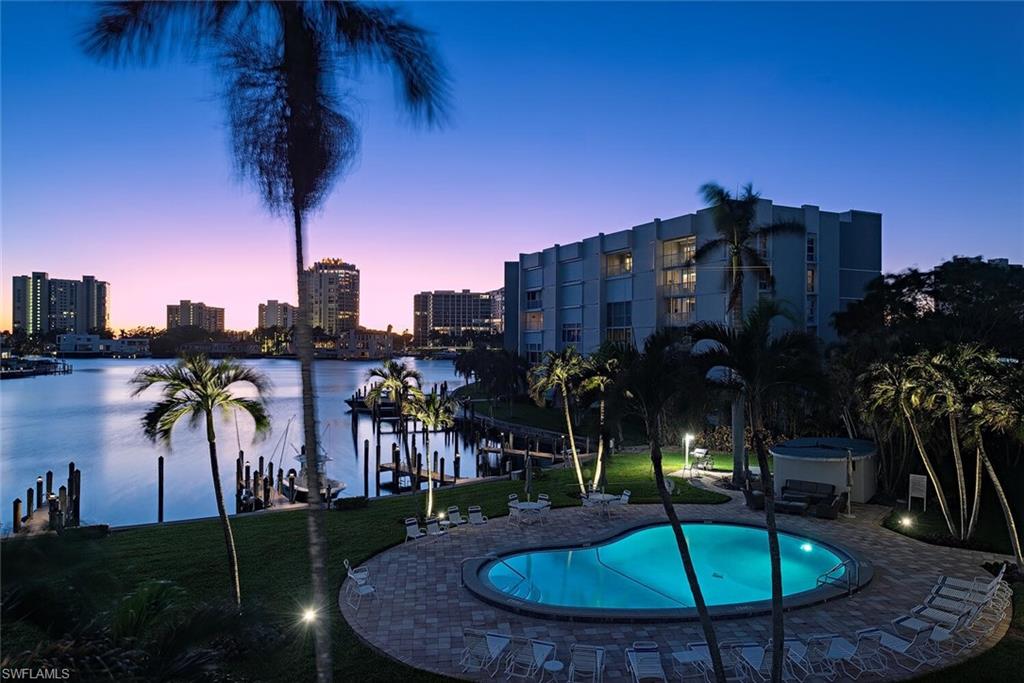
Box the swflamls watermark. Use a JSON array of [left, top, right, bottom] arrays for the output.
[[1, 669, 72, 681]]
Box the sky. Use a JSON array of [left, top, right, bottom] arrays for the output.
[[2, 1, 1022, 332]]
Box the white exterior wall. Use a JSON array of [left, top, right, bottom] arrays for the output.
[[773, 456, 877, 504]]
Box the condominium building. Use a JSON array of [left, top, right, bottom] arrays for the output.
[[166, 300, 225, 332], [503, 199, 881, 361], [12, 272, 110, 334], [257, 300, 296, 329], [413, 289, 503, 344], [305, 259, 359, 335]]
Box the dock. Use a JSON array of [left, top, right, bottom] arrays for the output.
[[377, 461, 475, 491]]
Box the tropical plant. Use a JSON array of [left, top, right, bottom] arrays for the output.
[[84, 3, 450, 676], [691, 300, 822, 683], [405, 389, 459, 517], [367, 359, 424, 485], [578, 352, 620, 489], [619, 330, 726, 683], [692, 183, 805, 487], [528, 347, 587, 496], [129, 355, 270, 607]]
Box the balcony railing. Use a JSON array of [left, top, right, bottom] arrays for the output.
[[661, 311, 693, 328], [661, 282, 695, 297], [524, 298, 543, 310], [662, 252, 695, 269]]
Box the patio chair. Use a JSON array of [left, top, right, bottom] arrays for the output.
[[568, 644, 605, 683], [508, 493, 520, 505], [537, 493, 551, 507], [459, 628, 510, 677], [504, 638, 556, 680], [625, 641, 666, 683], [344, 581, 379, 611], [767, 637, 813, 682], [608, 490, 631, 512], [446, 505, 467, 527], [861, 624, 937, 672], [508, 503, 522, 525], [824, 631, 887, 680], [802, 634, 840, 681], [937, 565, 1007, 597], [425, 517, 448, 541], [923, 610, 976, 659], [468, 505, 489, 525], [670, 644, 711, 683], [343, 558, 369, 585], [404, 517, 426, 542]]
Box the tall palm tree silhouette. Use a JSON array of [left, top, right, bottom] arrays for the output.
[[83, 4, 450, 679]]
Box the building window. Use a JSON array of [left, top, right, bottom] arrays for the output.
[[806, 267, 816, 293], [663, 296, 695, 327], [524, 311, 544, 331], [663, 266, 696, 292], [806, 295, 817, 325], [806, 234, 817, 263], [662, 236, 695, 268], [757, 232, 769, 258], [526, 342, 543, 365], [525, 289, 543, 310], [605, 328, 632, 345], [606, 301, 632, 328], [604, 251, 633, 278], [758, 268, 772, 291], [561, 322, 582, 344]]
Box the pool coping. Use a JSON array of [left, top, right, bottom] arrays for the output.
[[460, 516, 875, 623]]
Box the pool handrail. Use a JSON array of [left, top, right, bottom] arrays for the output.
[[594, 546, 689, 608]]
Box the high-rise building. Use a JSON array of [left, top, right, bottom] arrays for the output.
[[413, 289, 503, 344], [257, 300, 296, 329], [504, 199, 881, 362], [166, 300, 225, 332], [305, 259, 359, 335], [11, 272, 109, 334]]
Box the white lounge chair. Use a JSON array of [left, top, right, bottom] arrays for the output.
[[344, 582, 378, 611], [508, 503, 522, 525], [801, 634, 839, 681], [446, 505, 467, 527], [404, 517, 426, 542], [937, 565, 1007, 597], [607, 490, 631, 515], [626, 641, 666, 683], [768, 637, 813, 682], [468, 505, 489, 525], [505, 638, 556, 680], [670, 645, 711, 683], [425, 517, 448, 541], [459, 629, 510, 676], [568, 644, 605, 683], [344, 558, 369, 585], [867, 623, 938, 672], [824, 631, 887, 680]]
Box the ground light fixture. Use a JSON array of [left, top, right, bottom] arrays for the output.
[[900, 516, 913, 528], [302, 608, 317, 624]]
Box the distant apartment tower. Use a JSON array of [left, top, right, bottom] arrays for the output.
[[488, 288, 506, 334], [413, 289, 502, 344], [504, 199, 881, 362], [166, 300, 225, 332], [258, 300, 296, 329], [11, 272, 110, 334], [305, 259, 359, 335]]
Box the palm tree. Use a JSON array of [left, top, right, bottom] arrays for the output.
[[578, 352, 619, 489], [528, 347, 587, 496], [129, 355, 270, 606], [691, 300, 821, 683], [366, 359, 424, 485], [620, 330, 727, 683], [859, 358, 958, 537], [84, 4, 449, 677], [405, 389, 458, 517], [970, 355, 1024, 569], [693, 183, 805, 487]]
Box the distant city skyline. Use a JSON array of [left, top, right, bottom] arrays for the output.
[[2, 2, 1022, 332]]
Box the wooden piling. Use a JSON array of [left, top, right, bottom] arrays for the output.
[[277, 467, 284, 493], [26, 488, 34, 517], [288, 471, 296, 503], [363, 440, 370, 497], [36, 477, 43, 509], [258, 455, 265, 477], [262, 476, 270, 507], [433, 450, 439, 477], [158, 455, 165, 523], [45, 470, 53, 496], [375, 443, 381, 497], [454, 454, 461, 481], [12, 499, 21, 533], [245, 463, 251, 490], [416, 454, 422, 488], [440, 457, 446, 486], [58, 486, 67, 522], [73, 469, 81, 525]]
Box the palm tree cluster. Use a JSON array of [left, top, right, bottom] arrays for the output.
[[85, 2, 450, 676], [454, 346, 529, 408]]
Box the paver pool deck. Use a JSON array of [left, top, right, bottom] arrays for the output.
[[339, 478, 1012, 681]]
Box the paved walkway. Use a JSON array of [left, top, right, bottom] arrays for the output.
[[339, 477, 1012, 681]]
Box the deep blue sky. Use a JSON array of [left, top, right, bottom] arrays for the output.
[[3, 2, 1023, 330]]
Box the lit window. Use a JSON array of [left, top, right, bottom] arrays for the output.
[[806, 234, 817, 263], [561, 322, 582, 343], [605, 251, 633, 277], [806, 267, 816, 293]]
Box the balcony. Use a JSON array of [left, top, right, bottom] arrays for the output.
[[661, 282, 695, 298], [661, 311, 693, 328], [524, 298, 543, 311], [662, 252, 694, 269]]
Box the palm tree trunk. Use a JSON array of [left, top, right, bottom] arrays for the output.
[[425, 430, 433, 517], [966, 442, 983, 540], [750, 410, 784, 683], [979, 438, 1024, 570], [292, 205, 332, 681], [560, 385, 586, 495], [903, 404, 957, 537], [650, 435, 726, 683], [730, 397, 745, 487], [948, 414, 968, 539], [592, 397, 606, 489], [206, 411, 241, 607]]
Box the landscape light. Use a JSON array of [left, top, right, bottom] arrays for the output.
[[302, 608, 317, 624], [800, 543, 813, 552], [901, 516, 913, 528]]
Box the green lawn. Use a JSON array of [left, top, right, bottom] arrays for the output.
[[881, 498, 1017, 557], [1, 453, 725, 681]]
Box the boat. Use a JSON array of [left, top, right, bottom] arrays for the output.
[[281, 447, 346, 503]]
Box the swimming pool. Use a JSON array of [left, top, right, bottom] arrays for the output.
[[464, 521, 870, 621]]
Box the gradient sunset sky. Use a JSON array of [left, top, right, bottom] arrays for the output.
[[3, 2, 1022, 332]]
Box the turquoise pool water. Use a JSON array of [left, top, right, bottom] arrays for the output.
[[485, 523, 846, 610]]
